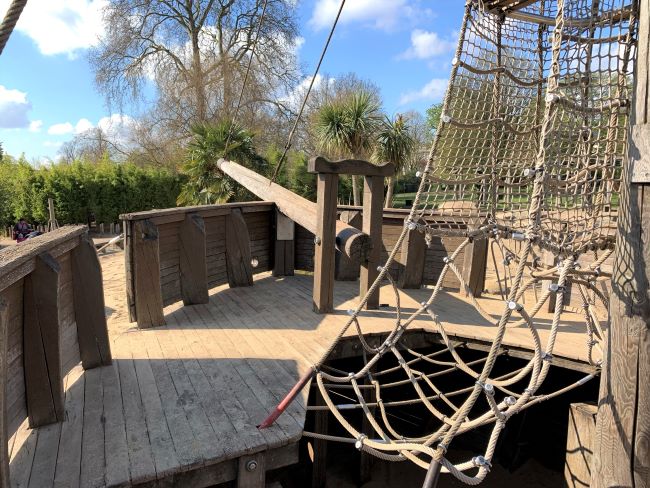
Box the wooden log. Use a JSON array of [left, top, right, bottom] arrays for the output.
[[237, 452, 266, 488], [0, 299, 9, 488], [179, 213, 209, 304], [461, 235, 488, 298], [133, 219, 165, 328], [217, 158, 369, 259], [399, 227, 426, 289], [360, 176, 384, 310], [565, 403, 597, 488], [313, 173, 338, 313], [592, 3, 650, 486], [273, 209, 295, 277], [23, 252, 64, 427], [335, 210, 362, 281], [225, 208, 253, 287], [71, 233, 112, 369]]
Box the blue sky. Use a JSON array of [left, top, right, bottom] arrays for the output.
[[0, 0, 465, 162]]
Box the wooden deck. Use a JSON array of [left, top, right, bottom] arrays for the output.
[[8, 250, 603, 487]]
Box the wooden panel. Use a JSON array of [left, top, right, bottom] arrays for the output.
[[71, 234, 111, 369], [0, 299, 9, 488], [360, 176, 384, 309], [313, 173, 338, 313], [57, 254, 81, 376], [237, 452, 266, 488], [180, 213, 209, 305], [2, 280, 26, 438], [273, 210, 295, 277], [225, 209, 254, 287], [399, 227, 426, 289], [23, 253, 64, 427], [462, 235, 488, 297], [133, 219, 165, 328], [565, 403, 597, 488]]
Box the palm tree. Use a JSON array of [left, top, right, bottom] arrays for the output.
[[178, 120, 266, 205], [373, 114, 416, 208], [314, 90, 381, 205]]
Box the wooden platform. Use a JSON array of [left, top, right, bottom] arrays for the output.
[[8, 251, 603, 487]]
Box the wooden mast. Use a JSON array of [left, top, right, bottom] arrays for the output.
[[591, 0, 650, 485]]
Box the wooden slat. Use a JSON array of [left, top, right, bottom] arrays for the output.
[[133, 219, 165, 328], [225, 209, 254, 287], [179, 213, 209, 305], [0, 299, 9, 488], [23, 253, 64, 427], [360, 175, 384, 310], [53, 366, 84, 488]]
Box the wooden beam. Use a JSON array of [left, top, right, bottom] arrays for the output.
[[398, 227, 426, 289], [237, 452, 266, 488], [179, 213, 209, 304], [308, 156, 395, 177], [23, 252, 64, 427], [565, 403, 597, 488], [225, 208, 254, 287], [273, 209, 295, 277], [217, 158, 369, 259], [71, 233, 112, 369], [133, 219, 165, 328], [0, 299, 9, 488], [124, 220, 137, 323], [360, 176, 384, 310], [592, 2, 650, 485], [313, 173, 338, 313]]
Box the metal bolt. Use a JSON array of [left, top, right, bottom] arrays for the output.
[[314, 236, 321, 245], [245, 460, 258, 472]]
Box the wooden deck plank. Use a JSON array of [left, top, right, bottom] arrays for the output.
[[8, 420, 37, 488], [100, 361, 130, 488], [79, 367, 105, 488]]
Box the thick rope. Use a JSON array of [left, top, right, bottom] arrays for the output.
[[0, 0, 27, 56]]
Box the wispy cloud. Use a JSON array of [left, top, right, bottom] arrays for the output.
[[309, 0, 432, 31], [29, 120, 43, 132], [399, 29, 455, 60], [399, 78, 447, 106]]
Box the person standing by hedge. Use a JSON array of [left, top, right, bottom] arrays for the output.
[[13, 218, 30, 243]]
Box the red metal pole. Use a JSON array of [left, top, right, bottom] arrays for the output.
[[258, 368, 315, 429]]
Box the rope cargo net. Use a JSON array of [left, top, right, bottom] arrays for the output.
[[297, 0, 639, 484]]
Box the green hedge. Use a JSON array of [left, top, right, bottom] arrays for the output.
[[0, 159, 183, 228]]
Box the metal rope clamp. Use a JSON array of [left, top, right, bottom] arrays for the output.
[[472, 455, 492, 471], [355, 434, 367, 451]]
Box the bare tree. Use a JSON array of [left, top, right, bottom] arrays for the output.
[[90, 0, 301, 138], [58, 127, 128, 163]]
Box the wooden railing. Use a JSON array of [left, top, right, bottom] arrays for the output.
[[123, 202, 487, 329], [0, 226, 111, 486]]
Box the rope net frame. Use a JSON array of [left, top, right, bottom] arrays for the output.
[[296, 0, 639, 485]]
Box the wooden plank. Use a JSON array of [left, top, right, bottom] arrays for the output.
[[565, 403, 597, 488], [120, 201, 273, 222], [124, 221, 137, 322], [398, 227, 426, 289], [179, 213, 209, 305], [133, 219, 165, 328], [101, 361, 131, 487], [237, 452, 266, 488], [79, 367, 106, 488], [0, 299, 9, 488], [313, 173, 338, 313], [360, 175, 384, 310], [23, 252, 64, 427], [71, 233, 112, 369], [308, 156, 395, 177], [461, 235, 488, 298], [225, 209, 254, 287], [273, 210, 295, 277]]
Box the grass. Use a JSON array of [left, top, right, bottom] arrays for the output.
[[391, 192, 417, 208]]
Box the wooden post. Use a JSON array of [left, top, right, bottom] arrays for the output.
[[273, 209, 295, 277], [133, 219, 165, 328], [592, 3, 650, 486], [360, 176, 383, 310], [311, 389, 328, 488], [23, 252, 64, 427], [225, 208, 254, 287], [398, 226, 426, 289], [461, 235, 488, 298], [335, 210, 362, 281], [179, 213, 209, 304], [313, 173, 338, 313], [0, 299, 9, 488], [565, 403, 597, 488], [71, 234, 112, 369], [237, 452, 266, 488], [124, 220, 137, 323]]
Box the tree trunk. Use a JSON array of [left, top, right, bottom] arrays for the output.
[[352, 175, 360, 206], [190, 27, 207, 123], [385, 176, 395, 208]]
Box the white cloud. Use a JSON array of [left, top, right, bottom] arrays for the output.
[[0, 0, 107, 56], [29, 120, 43, 132], [97, 114, 136, 145], [75, 118, 94, 133], [0, 85, 31, 129], [400, 29, 455, 59], [399, 78, 448, 105], [47, 122, 74, 135], [309, 0, 431, 31]]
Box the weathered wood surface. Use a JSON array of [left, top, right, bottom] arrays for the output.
[[217, 159, 369, 258], [565, 403, 597, 488], [308, 156, 395, 177], [133, 219, 165, 328], [23, 253, 64, 427], [71, 234, 112, 369], [313, 173, 338, 313], [0, 299, 9, 488], [359, 176, 384, 310], [592, 3, 650, 486], [398, 227, 426, 288], [179, 213, 209, 304], [225, 209, 254, 287], [461, 236, 488, 297], [120, 201, 273, 223], [273, 210, 295, 277]]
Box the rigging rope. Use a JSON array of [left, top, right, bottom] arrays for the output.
[[0, 0, 28, 56]]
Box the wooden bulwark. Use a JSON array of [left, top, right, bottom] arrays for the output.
[[226, 208, 254, 288], [0, 299, 9, 488], [180, 213, 209, 304], [133, 219, 165, 328]]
